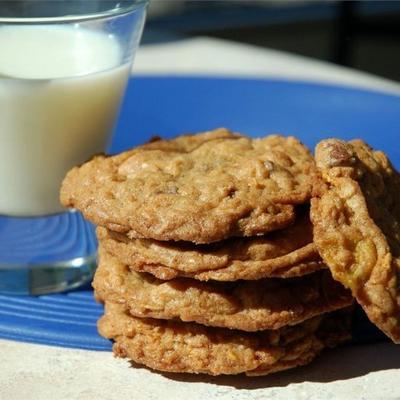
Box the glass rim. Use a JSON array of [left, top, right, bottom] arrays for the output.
[[0, 0, 149, 24]]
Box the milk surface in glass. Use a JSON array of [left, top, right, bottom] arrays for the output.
[[0, 25, 130, 216]]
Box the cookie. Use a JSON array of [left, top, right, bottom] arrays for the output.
[[93, 247, 352, 331], [98, 302, 351, 376], [60, 129, 316, 243], [97, 212, 323, 281], [311, 138, 400, 343]]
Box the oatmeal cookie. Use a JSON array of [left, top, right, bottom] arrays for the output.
[[311, 138, 400, 343], [98, 302, 351, 376], [61, 129, 316, 243], [97, 212, 322, 281], [94, 248, 352, 331]]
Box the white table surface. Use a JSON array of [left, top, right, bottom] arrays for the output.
[[2, 37, 400, 400]]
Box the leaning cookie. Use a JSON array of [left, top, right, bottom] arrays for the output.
[[98, 302, 351, 376], [61, 129, 316, 244], [97, 212, 323, 281], [311, 138, 400, 343], [93, 247, 352, 331]]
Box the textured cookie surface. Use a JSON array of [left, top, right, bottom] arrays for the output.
[[94, 248, 352, 331], [98, 302, 351, 376], [61, 129, 316, 243], [97, 212, 322, 281], [311, 138, 400, 343]]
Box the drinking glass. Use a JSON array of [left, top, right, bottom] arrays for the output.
[[0, 0, 148, 294]]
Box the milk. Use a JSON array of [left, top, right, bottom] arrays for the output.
[[0, 26, 131, 216]]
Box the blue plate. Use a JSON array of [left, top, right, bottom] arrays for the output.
[[114, 76, 400, 168], [0, 76, 398, 350]]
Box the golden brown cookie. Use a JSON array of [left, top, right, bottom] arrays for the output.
[[97, 212, 323, 281], [98, 302, 351, 376], [61, 129, 316, 243], [93, 247, 352, 331], [311, 138, 400, 343]]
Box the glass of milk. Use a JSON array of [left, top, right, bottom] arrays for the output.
[[0, 1, 148, 294]]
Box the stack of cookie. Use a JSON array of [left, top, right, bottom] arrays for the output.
[[60, 129, 356, 376]]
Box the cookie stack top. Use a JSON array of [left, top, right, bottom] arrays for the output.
[[61, 128, 325, 282], [60, 128, 316, 243]]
